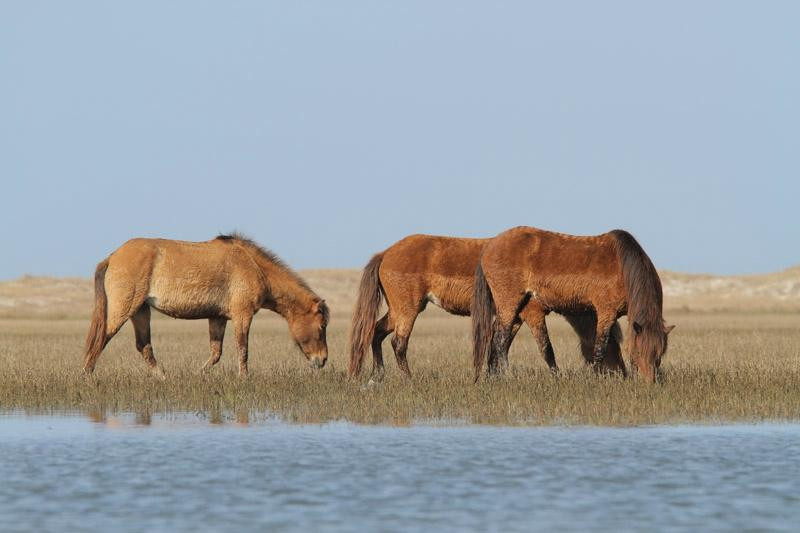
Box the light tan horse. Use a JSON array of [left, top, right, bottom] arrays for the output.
[[348, 234, 626, 379], [83, 234, 329, 377], [473, 227, 674, 383]]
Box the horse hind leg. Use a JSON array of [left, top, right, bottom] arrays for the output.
[[519, 304, 558, 373], [202, 317, 227, 371], [131, 305, 165, 379], [487, 319, 522, 374], [370, 313, 394, 382], [83, 293, 138, 374], [487, 319, 515, 376], [390, 311, 418, 379], [487, 292, 529, 376]]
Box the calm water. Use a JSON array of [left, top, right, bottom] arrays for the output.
[[1, 414, 799, 532]]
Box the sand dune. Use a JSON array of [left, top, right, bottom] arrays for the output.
[[660, 266, 800, 312], [1, 266, 797, 318]]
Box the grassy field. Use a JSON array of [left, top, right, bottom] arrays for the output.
[[1, 307, 798, 426]]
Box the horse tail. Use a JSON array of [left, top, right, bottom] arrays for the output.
[[609, 230, 663, 328], [471, 261, 495, 382], [348, 252, 385, 377], [83, 258, 110, 373]]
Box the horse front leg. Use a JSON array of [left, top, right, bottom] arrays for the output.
[[591, 311, 618, 369], [202, 317, 227, 371], [232, 312, 254, 377]]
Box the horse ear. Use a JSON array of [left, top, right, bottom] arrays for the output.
[[632, 321, 643, 335], [664, 324, 676, 335]]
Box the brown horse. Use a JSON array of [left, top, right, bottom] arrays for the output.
[[348, 234, 626, 379], [472, 226, 674, 383], [83, 234, 329, 377]]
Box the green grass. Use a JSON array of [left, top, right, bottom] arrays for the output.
[[1, 311, 798, 425]]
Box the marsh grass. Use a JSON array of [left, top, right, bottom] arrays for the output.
[[1, 311, 798, 426]]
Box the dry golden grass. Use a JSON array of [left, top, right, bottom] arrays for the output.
[[1, 309, 798, 426]]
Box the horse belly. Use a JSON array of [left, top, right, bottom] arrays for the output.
[[530, 285, 593, 315], [427, 289, 471, 316], [146, 285, 225, 320]]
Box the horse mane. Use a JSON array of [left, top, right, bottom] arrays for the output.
[[609, 230, 665, 350], [215, 233, 324, 315]]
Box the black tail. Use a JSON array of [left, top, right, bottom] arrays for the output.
[[471, 262, 495, 382], [348, 253, 384, 377]]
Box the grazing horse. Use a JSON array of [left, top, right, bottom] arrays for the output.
[[348, 234, 626, 379], [83, 234, 329, 377], [472, 226, 674, 383]]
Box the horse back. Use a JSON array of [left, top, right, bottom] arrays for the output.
[[483, 227, 626, 313], [106, 238, 263, 318], [379, 234, 487, 315]]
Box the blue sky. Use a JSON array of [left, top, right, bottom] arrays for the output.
[[2, 1, 798, 279]]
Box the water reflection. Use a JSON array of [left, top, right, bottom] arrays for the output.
[[208, 406, 249, 426], [135, 411, 151, 426], [85, 408, 251, 428], [86, 408, 153, 428]]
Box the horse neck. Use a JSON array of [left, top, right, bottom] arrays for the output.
[[253, 256, 316, 317]]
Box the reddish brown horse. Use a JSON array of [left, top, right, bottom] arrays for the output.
[[348, 234, 626, 379], [84, 234, 329, 377], [473, 227, 674, 383]]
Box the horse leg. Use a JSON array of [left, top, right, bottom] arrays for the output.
[[487, 318, 515, 376], [483, 285, 526, 376], [591, 310, 618, 368], [202, 317, 227, 371], [487, 318, 522, 374], [83, 291, 138, 374], [131, 305, 165, 379], [370, 313, 394, 381], [563, 313, 596, 366], [564, 313, 626, 376], [520, 304, 557, 372], [605, 321, 627, 377], [390, 312, 418, 379], [488, 317, 522, 371], [232, 312, 254, 377]]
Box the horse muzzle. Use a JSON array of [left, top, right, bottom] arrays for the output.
[[309, 356, 327, 369], [632, 363, 657, 384]]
